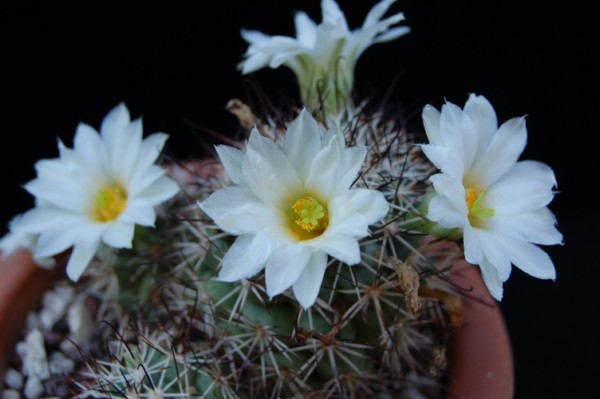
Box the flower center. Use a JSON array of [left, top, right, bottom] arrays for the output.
[[93, 184, 127, 222], [289, 196, 328, 240], [465, 187, 494, 226]]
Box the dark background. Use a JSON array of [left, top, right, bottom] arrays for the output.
[[1, 2, 597, 397]]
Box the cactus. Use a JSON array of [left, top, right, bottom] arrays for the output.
[[73, 99, 462, 399]]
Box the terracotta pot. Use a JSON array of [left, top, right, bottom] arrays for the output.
[[0, 250, 64, 391], [446, 261, 514, 398], [0, 252, 513, 398]]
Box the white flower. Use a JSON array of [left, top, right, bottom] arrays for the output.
[[239, 0, 409, 113], [5, 104, 180, 281], [421, 94, 563, 300], [0, 215, 55, 268], [199, 110, 389, 309]]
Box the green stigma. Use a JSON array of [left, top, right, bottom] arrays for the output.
[[465, 188, 495, 226]]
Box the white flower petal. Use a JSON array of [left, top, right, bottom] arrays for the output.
[[111, 118, 143, 183], [270, 48, 306, 70], [73, 123, 110, 178], [258, 35, 304, 54], [241, 29, 271, 47], [0, 217, 34, 257], [32, 158, 66, 181], [100, 103, 131, 148], [0, 233, 22, 257], [305, 134, 365, 200], [32, 254, 56, 269], [101, 222, 134, 248], [283, 109, 323, 181], [118, 202, 156, 227], [241, 33, 306, 71], [429, 174, 468, 215], [131, 133, 169, 179], [242, 130, 301, 205], [329, 188, 388, 226], [265, 246, 311, 298], [56, 140, 80, 169], [439, 101, 477, 173], [215, 144, 245, 185], [419, 144, 447, 171], [463, 94, 498, 156], [427, 195, 465, 229], [320, 234, 360, 265], [34, 225, 78, 257], [477, 230, 512, 282], [135, 175, 179, 204], [372, 26, 410, 44], [363, 0, 397, 28], [487, 160, 557, 213], [321, 0, 348, 30], [506, 239, 556, 280], [35, 155, 99, 194], [35, 218, 103, 258], [489, 208, 563, 246], [354, 7, 407, 54], [293, 251, 328, 309], [247, 128, 302, 191], [11, 207, 79, 234], [200, 187, 283, 235], [66, 242, 100, 282], [242, 149, 290, 206], [463, 225, 484, 265], [420, 144, 464, 179], [294, 11, 317, 47], [469, 116, 527, 187], [127, 164, 167, 196], [311, 25, 346, 70], [422, 104, 442, 145], [218, 234, 272, 282], [478, 257, 504, 301], [332, 146, 367, 194], [25, 174, 92, 214], [240, 51, 271, 74], [330, 213, 372, 238], [74, 222, 108, 248]]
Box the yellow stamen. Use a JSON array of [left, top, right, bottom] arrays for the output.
[[93, 184, 127, 222], [465, 188, 478, 211], [465, 187, 494, 226], [288, 196, 328, 240]]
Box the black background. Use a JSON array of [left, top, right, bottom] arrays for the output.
[[1, 2, 597, 397]]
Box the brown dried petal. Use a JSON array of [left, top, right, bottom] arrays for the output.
[[419, 285, 464, 329], [386, 256, 422, 316], [225, 99, 261, 130]]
